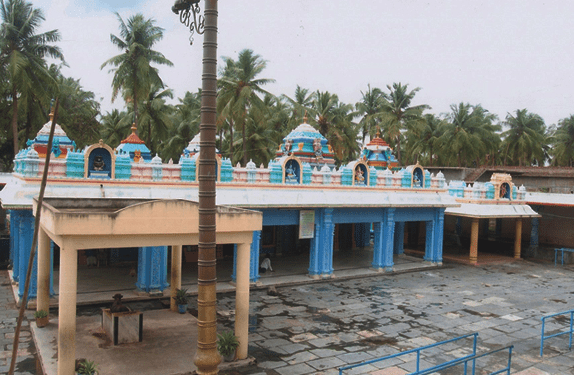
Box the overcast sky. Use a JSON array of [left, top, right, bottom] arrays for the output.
[[33, 0, 574, 126]]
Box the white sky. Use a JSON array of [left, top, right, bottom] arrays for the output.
[[34, 0, 574, 126]]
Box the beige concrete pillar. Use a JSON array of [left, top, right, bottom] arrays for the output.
[[514, 218, 522, 259], [170, 245, 182, 312], [58, 246, 77, 375], [470, 218, 479, 265], [37, 228, 51, 314], [235, 242, 251, 360]]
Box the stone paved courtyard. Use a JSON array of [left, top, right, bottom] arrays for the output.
[[214, 261, 574, 374], [4, 259, 574, 374]]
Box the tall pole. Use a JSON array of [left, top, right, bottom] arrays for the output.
[[195, 0, 220, 373]]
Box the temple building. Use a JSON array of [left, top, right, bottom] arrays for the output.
[[0, 113, 542, 373]]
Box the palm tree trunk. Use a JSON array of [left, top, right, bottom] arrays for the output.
[[11, 91, 19, 157], [396, 137, 402, 165], [429, 145, 433, 167], [242, 120, 247, 166], [229, 118, 234, 162]]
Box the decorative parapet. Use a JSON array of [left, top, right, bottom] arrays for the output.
[[233, 163, 247, 183], [401, 169, 412, 188], [256, 163, 270, 184], [302, 163, 312, 185], [151, 155, 163, 181], [268, 161, 282, 184], [369, 166, 377, 186], [162, 159, 180, 181], [320, 164, 331, 185], [23, 148, 39, 177], [66, 150, 85, 179], [220, 158, 233, 182], [246, 160, 257, 184], [179, 155, 195, 181], [38, 158, 66, 178], [130, 159, 153, 180], [341, 166, 353, 186]]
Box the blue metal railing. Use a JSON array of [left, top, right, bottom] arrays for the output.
[[410, 346, 514, 375], [540, 309, 574, 357], [338, 333, 478, 375]]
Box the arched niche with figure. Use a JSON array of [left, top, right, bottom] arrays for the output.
[[490, 173, 514, 200], [352, 161, 369, 186], [411, 164, 424, 188], [282, 156, 302, 184], [84, 140, 115, 179]]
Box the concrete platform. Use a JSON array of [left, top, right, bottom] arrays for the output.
[[32, 309, 199, 375]]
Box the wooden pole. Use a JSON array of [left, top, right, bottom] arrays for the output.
[[9, 99, 60, 375]]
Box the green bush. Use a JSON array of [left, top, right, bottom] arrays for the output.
[[173, 288, 189, 305], [217, 330, 239, 357], [34, 310, 48, 319]]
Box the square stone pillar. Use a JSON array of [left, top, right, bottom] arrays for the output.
[[470, 218, 479, 265], [514, 218, 522, 259], [37, 227, 51, 314], [235, 241, 251, 360], [58, 245, 77, 375]]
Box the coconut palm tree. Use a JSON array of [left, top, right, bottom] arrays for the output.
[[100, 109, 131, 147], [379, 83, 429, 165], [47, 65, 100, 148], [551, 115, 574, 166], [309, 91, 359, 165], [439, 103, 500, 167], [500, 109, 547, 166], [124, 83, 173, 155], [101, 13, 172, 129], [161, 91, 201, 163], [356, 84, 384, 143], [407, 113, 446, 166], [217, 49, 275, 165], [0, 0, 63, 156]]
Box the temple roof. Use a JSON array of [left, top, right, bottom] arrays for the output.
[[121, 124, 146, 145], [365, 131, 391, 151]]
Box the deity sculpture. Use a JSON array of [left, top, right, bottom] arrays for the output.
[[51, 138, 61, 158], [355, 168, 365, 184], [313, 138, 323, 160], [134, 150, 142, 163], [283, 139, 293, 156], [285, 164, 297, 183], [92, 155, 105, 171]]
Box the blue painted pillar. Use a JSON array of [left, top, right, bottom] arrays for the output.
[[232, 231, 261, 283], [18, 210, 37, 299], [393, 222, 405, 255], [530, 217, 539, 248], [425, 220, 434, 262], [372, 208, 395, 271], [250, 231, 261, 283], [136, 246, 169, 293], [10, 210, 21, 281], [308, 208, 334, 278], [433, 209, 445, 263]]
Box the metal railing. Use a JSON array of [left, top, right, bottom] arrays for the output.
[[338, 333, 479, 375], [410, 346, 514, 375], [540, 309, 574, 357]]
